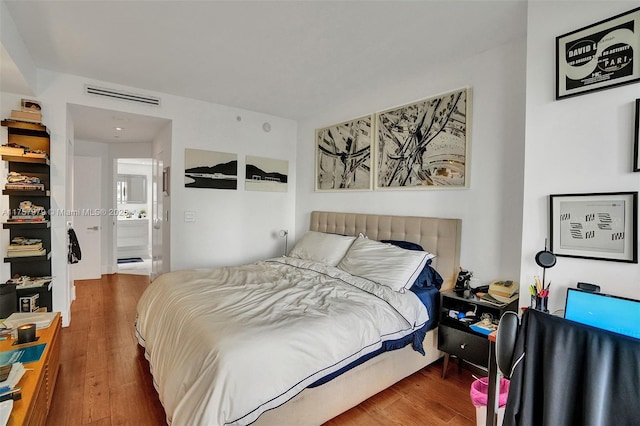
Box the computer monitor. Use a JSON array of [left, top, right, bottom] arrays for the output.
[[564, 288, 640, 340]]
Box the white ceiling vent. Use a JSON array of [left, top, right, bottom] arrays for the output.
[[84, 85, 161, 107]]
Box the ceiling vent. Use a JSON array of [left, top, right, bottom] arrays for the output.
[[84, 85, 161, 107]]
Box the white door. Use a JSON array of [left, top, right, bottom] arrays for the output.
[[72, 156, 102, 280], [151, 155, 164, 280]]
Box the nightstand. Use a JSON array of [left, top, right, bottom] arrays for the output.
[[438, 289, 518, 378]]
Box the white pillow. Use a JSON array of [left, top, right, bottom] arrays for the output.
[[337, 235, 434, 292], [288, 231, 356, 266]]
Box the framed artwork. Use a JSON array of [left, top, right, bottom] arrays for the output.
[[184, 149, 237, 190], [376, 88, 470, 189], [245, 155, 288, 192], [634, 99, 640, 172], [550, 192, 638, 263], [315, 115, 373, 191], [556, 7, 640, 100]]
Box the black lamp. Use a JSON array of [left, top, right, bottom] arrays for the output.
[[535, 239, 556, 287]]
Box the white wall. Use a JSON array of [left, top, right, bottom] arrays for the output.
[[521, 1, 640, 314], [295, 39, 528, 285], [2, 71, 297, 324]]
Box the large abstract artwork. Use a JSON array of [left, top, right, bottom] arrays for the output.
[[315, 115, 373, 191], [376, 88, 470, 189]]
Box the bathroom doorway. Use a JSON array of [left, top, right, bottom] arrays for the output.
[[116, 158, 152, 275]]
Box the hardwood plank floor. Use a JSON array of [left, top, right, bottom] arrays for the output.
[[47, 274, 477, 426]]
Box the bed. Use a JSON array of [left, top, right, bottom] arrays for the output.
[[135, 211, 461, 425]]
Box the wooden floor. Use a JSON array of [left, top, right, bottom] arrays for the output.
[[47, 274, 477, 426]]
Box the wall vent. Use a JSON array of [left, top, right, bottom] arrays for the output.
[[84, 85, 161, 107]]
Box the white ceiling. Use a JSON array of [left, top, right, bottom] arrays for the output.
[[3, 0, 527, 142]]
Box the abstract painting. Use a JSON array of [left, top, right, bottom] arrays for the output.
[[376, 88, 470, 189], [315, 115, 373, 191]]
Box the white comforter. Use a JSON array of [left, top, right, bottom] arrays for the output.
[[135, 257, 428, 425]]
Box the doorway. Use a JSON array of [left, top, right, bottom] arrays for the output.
[[69, 104, 171, 281], [116, 158, 152, 275]]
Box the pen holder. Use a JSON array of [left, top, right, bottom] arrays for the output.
[[531, 295, 549, 313]]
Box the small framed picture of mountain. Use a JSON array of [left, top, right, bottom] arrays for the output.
[[184, 149, 237, 190], [245, 156, 288, 192]]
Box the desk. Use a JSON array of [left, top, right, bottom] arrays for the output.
[[3, 312, 61, 426]]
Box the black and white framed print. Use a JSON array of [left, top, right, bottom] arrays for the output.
[[550, 192, 638, 263], [556, 7, 640, 100], [245, 155, 288, 192], [315, 115, 373, 191], [184, 149, 237, 190], [375, 88, 470, 189], [634, 99, 640, 172]]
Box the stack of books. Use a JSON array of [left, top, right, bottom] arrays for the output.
[[6, 275, 52, 289], [23, 150, 48, 159], [0, 143, 27, 156], [4, 172, 45, 191], [7, 201, 46, 222], [8, 99, 42, 124], [6, 237, 45, 258], [487, 280, 519, 304]]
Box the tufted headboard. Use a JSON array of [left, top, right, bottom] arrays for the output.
[[310, 211, 462, 290]]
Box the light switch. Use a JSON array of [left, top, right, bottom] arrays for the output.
[[184, 211, 196, 222]]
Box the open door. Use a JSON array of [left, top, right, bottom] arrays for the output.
[[72, 156, 102, 280], [151, 155, 164, 280]]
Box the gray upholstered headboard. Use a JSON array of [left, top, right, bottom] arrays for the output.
[[310, 211, 462, 290]]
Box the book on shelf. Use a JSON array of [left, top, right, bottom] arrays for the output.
[[488, 280, 519, 298], [6, 276, 52, 289], [0, 343, 46, 365], [7, 217, 46, 223], [470, 320, 499, 336], [10, 110, 41, 124], [2, 312, 55, 330], [8, 242, 43, 251], [4, 183, 45, 191], [0, 145, 25, 156], [478, 292, 518, 306], [9, 237, 42, 247], [23, 151, 48, 159], [6, 248, 46, 258]]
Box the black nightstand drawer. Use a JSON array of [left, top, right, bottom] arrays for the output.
[[438, 324, 489, 367]]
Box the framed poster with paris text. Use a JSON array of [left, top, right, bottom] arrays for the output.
[[556, 7, 640, 99]]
